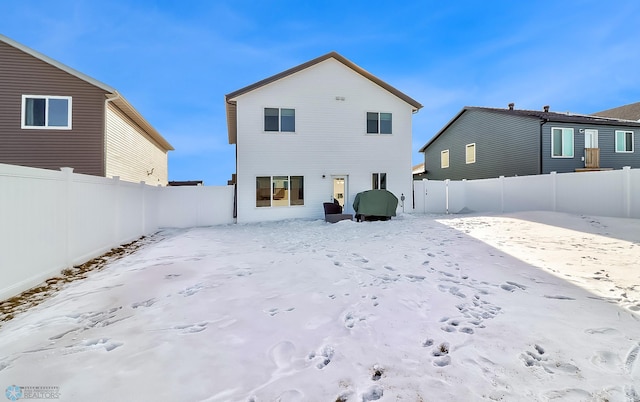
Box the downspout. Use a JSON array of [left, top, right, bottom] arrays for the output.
[[539, 119, 546, 174], [104, 92, 122, 178]]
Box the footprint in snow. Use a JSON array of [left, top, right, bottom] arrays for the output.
[[131, 298, 156, 309], [371, 365, 384, 381], [344, 312, 355, 329], [307, 345, 334, 369], [361, 385, 383, 401], [500, 281, 527, 292], [269, 340, 296, 368], [83, 338, 123, 352], [431, 342, 451, 367], [543, 295, 576, 300], [174, 322, 208, 334], [265, 307, 296, 316], [625, 342, 640, 374], [405, 274, 426, 282]]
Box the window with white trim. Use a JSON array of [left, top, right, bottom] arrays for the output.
[[256, 175, 304, 207], [551, 127, 574, 157], [366, 112, 392, 134], [441, 149, 449, 168], [264, 108, 295, 132], [22, 95, 72, 129], [465, 143, 476, 164], [615, 130, 634, 153], [372, 173, 387, 190]]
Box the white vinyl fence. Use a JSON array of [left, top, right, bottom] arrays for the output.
[[0, 164, 234, 300], [414, 166, 640, 219]]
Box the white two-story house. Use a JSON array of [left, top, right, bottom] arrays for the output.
[[225, 52, 422, 223]]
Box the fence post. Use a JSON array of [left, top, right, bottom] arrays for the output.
[[445, 179, 450, 214], [61, 167, 74, 268], [623, 166, 631, 218], [462, 179, 467, 212], [140, 181, 147, 235], [550, 172, 557, 212], [113, 176, 121, 244], [421, 179, 427, 214], [499, 176, 505, 213]]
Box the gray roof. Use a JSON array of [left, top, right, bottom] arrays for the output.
[[592, 102, 640, 121], [225, 51, 423, 144], [420, 106, 640, 152]]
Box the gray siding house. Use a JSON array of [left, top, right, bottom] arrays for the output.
[[420, 105, 640, 181], [0, 34, 173, 184]]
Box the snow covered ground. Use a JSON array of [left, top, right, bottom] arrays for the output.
[[1, 211, 640, 402]]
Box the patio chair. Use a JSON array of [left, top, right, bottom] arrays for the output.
[[323, 202, 353, 223]]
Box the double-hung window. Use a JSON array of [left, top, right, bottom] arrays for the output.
[[441, 150, 450, 168], [366, 112, 392, 134], [551, 127, 574, 158], [22, 95, 72, 129], [264, 108, 295, 132], [465, 143, 476, 164], [256, 175, 304, 207], [372, 173, 387, 190], [615, 130, 634, 153]]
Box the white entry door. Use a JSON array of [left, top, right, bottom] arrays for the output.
[[332, 176, 348, 210]]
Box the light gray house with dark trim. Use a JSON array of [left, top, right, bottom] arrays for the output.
[[420, 104, 640, 181], [0, 34, 174, 185]]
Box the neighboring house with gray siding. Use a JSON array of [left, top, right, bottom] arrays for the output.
[[420, 104, 640, 181], [0, 34, 173, 185]]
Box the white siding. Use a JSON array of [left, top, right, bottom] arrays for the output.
[[105, 103, 169, 185], [232, 59, 415, 223]]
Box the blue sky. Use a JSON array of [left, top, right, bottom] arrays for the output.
[[2, 1, 640, 185]]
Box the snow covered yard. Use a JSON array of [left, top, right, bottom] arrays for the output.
[[1, 212, 640, 402]]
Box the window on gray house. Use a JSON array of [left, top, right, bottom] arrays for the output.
[[551, 127, 574, 157], [615, 130, 634, 152]]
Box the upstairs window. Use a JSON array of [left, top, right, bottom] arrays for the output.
[[367, 112, 392, 134], [22, 95, 72, 129], [465, 143, 476, 164], [441, 150, 450, 168], [551, 127, 574, 158], [372, 173, 387, 190], [615, 130, 634, 153], [265, 108, 295, 132]]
